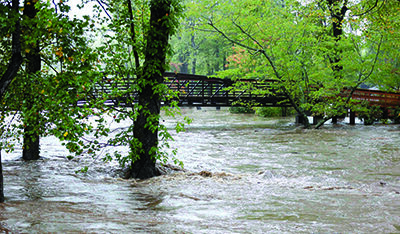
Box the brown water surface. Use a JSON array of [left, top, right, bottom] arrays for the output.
[[1, 108, 400, 233]]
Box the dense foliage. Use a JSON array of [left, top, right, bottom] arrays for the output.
[[171, 0, 399, 128]]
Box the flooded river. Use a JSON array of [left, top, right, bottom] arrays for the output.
[[1, 107, 400, 233]]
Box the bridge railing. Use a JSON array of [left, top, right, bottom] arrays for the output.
[[341, 88, 400, 108]]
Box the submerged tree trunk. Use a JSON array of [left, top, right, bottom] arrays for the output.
[[22, 120, 40, 160], [22, 0, 41, 160], [0, 0, 23, 203], [128, 0, 173, 179]]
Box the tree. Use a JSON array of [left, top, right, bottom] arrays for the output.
[[126, 0, 171, 178], [73, 0, 186, 179], [191, 0, 387, 128], [0, 0, 106, 201], [0, 0, 23, 203]]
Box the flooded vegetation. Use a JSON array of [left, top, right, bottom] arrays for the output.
[[1, 108, 400, 233]]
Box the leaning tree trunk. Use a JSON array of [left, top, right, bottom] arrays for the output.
[[22, 0, 41, 160], [128, 0, 172, 179], [0, 0, 23, 203]]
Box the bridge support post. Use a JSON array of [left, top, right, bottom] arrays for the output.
[[295, 114, 306, 124], [332, 116, 338, 124], [281, 107, 287, 117], [349, 110, 356, 125], [382, 107, 389, 120], [313, 115, 323, 125]]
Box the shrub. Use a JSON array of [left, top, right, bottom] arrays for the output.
[[229, 106, 255, 114], [255, 107, 282, 117], [389, 107, 400, 124], [255, 107, 297, 117], [356, 103, 383, 125]]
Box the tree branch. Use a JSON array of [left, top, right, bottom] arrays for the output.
[[344, 35, 384, 104], [207, 20, 260, 53], [127, 0, 141, 71], [41, 58, 60, 74], [360, 35, 383, 82], [96, 0, 112, 20], [351, 0, 382, 17], [231, 20, 264, 51]]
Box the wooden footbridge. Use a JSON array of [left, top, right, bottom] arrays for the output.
[[343, 88, 400, 108], [87, 72, 291, 108], [84, 72, 400, 111]]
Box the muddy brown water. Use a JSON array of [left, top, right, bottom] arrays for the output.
[[1, 107, 400, 233]]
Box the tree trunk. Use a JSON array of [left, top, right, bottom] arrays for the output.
[[22, 122, 40, 160], [178, 53, 189, 73], [191, 57, 197, 74], [180, 62, 189, 74], [176, 36, 189, 73], [0, 0, 23, 203], [191, 35, 197, 74], [22, 0, 41, 160], [128, 0, 172, 179], [0, 152, 4, 203], [327, 0, 348, 77]]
